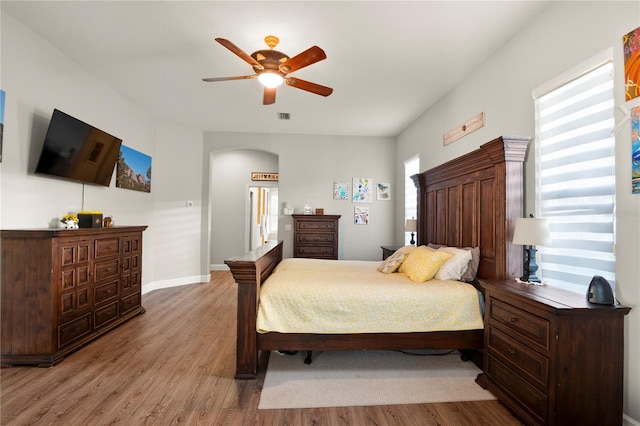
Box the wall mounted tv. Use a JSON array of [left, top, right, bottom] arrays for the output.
[[35, 109, 122, 187]]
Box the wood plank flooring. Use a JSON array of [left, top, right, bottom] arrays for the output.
[[1, 271, 522, 425]]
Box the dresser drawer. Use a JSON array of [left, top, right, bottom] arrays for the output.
[[58, 313, 92, 347], [487, 355, 547, 424], [487, 326, 549, 390], [121, 292, 141, 316], [295, 246, 336, 258], [296, 233, 335, 244], [489, 298, 550, 352], [94, 258, 120, 282], [94, 280, 119, 305], [94, 237, 120, 258], [296, 221, 337, 232], [94, 301, 119, 328]]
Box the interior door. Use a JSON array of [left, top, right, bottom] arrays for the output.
[[248, 186, 278, 251]]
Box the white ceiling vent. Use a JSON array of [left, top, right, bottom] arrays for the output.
[[278, 112, 291, 120]]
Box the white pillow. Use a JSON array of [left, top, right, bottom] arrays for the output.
[[434, 246, 473, 281]]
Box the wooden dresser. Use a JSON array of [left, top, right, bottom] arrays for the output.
[[476, 279, 631, 426], [1, 226, 147, 367], [292, 214, 340, 260]]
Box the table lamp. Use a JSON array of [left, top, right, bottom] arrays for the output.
[[512, 214, 551, 283], [405, 218, 417, 245]]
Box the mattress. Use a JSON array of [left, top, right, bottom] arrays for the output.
[[256, 258, 484, 334]]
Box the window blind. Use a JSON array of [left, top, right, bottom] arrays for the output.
[[404, 155, 419, 245], [534, 58, 615, 293]]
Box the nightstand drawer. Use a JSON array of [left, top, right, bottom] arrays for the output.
[[487, 326, 549, 390], [489, 298, 550, 352], [487, 355, 547, 423]]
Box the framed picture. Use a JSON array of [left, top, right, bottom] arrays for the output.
[[376, 182, 390, 200], [352, 177, 373, 202], [333, 181, 349, 200], [632, 106, 640, 194], [354, 206, 369, 225], [0, 90, 5, 163], [624, 26, 640, 101], [116, 145, 152, 193]]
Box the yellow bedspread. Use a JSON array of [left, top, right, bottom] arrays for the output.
[[256, 258, 484, 334]]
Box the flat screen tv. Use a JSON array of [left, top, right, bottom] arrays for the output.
[[35, 109, 122, 187]]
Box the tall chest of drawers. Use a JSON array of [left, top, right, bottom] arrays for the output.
[[292, 214, 340, 260], [476, 279, 631, 426], [1, 226, 147, 367]]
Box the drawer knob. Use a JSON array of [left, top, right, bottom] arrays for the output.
[[510, 316, 519, 323], [508, 348, 516, 356]]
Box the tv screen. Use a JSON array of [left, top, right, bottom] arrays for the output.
[[35, 109, 122, 187]]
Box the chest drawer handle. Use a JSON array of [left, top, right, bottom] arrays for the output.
[[508, 348, 516, 356], [509, 316, 519, 323]]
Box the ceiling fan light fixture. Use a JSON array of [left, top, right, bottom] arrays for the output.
[[258, 71, 284, 88], [206, 36, 332, 104]]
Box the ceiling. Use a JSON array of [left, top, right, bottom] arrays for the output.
[[1, 1, 551, 137]]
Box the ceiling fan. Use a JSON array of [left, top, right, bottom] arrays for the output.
[[202, 35, 333, 105]]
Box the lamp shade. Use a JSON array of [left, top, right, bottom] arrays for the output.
[[405, 218, 417, 232], [512, 217, 551, 246]]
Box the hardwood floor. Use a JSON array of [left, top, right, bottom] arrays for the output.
[[1, 271, 522, 425]]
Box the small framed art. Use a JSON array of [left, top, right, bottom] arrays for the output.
[[376, 182, 390, 200]]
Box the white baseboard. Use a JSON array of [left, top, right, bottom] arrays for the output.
[[142, 274, 211, 294], [624, 413, 640, 426], [210, 264, 230, 271]]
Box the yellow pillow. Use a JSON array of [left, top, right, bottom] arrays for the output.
[[402, 246, 453, 282], [397, 245, 418, 255], [397, 245, 418, 273]]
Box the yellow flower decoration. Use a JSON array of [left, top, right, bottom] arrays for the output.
[[61, 214, 79, 223]]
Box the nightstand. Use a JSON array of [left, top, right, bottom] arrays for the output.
[[380, 245, 403, 260], [476, 278, 631, 426]]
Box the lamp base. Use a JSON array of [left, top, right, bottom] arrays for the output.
[[521, 246, 541, 283], [410, 232, 415, 246]]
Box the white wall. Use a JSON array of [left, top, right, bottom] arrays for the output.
[[397, 2, 640, 423], [0, 13, 205, 294], [203, 132, 396, 263], [146, 121, 207, 292], [209, 149, 278, 266]]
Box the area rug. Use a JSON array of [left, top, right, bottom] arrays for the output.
[[258, 350, 495, 409]]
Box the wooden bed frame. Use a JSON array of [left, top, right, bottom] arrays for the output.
[[225, 136, 529, 379]]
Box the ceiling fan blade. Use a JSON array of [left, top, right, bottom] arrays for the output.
[[285, 77, 333, 97], [215, 38, 264, 70], [202, 75, 257, 82], [263, 87, 276, 105], [279, 46, 326, 74]]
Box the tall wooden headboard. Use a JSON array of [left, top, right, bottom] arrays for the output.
[[412, 136, 529, 281]]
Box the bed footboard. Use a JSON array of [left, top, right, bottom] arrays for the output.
[[224, 240, 283, 379]]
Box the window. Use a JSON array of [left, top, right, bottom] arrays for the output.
[[533, 50, 615, 293], [404, 155, 419, 245]]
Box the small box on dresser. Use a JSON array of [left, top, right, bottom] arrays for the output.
[[77, 213, 103, 228], [476, 279, 631, 426]]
